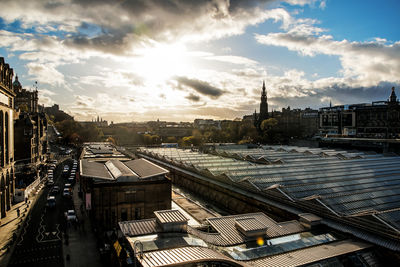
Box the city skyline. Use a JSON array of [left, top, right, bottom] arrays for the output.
[[0, 0, 399, 122]]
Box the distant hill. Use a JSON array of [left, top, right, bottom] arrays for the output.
[[43, 104, 73, 122]]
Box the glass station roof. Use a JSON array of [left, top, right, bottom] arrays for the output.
[[139, 145, 400, 237]]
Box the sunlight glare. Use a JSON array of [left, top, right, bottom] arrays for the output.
[[135, 42, 190, 83]]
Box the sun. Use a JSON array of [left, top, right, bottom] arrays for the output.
[[135, 42, 191, 84]]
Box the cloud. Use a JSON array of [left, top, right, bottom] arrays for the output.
[[254, 9, 400, 88], [39, 89, 56, 96], [38, 95, 54, 107], [256, 32, 400, 86], [26, 62, 65, 86], [185, 93, 201, 102], [204, 55, 258, 65], [0, 0, 279, 56], [174, 76, 225, 98]]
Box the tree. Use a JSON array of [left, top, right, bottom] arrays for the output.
[[261, 118, 278, 131], [18, 104, 29, 112], [180, 135, 202, 147], [106, 136, 117, 145]]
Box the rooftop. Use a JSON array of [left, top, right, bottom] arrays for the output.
[[80, 158, 169, 182], [138, 145, 400, 249], [81, 142, 128, 160], [120, 209, 373, 266], [154, 209, 188, 224]]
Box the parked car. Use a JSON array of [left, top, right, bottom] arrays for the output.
[[52, 185, 60, 194], [64, 210, 77, 221], [62, 166, 69, 177], [47, 196, 56, 208], [63, 188, 71, 198], [48, 163, 56, 169], [47, 179, 54, 186]]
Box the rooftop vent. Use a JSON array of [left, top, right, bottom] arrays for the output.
[[154, 209, 188, 232], [235, 217, 268, 237], [298, 213, 322, 228]]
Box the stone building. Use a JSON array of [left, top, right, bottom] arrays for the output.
[[13, 75, 39, 113], [13, 75, 48, 188], [14, 112, 47, 186], [319, 87, 400, 138], [0, 57, 16, 220], [79, 143, 171, 230], [272, 107, 319, 138]]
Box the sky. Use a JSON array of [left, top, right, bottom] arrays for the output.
[[0, 0, 399, 122]]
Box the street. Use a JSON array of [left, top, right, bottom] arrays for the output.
[[8, 158, 74, 267]]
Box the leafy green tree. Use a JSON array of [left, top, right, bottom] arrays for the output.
[[181, 135, 202, 146]]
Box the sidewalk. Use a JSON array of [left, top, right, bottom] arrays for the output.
[[62, 182, 102, 267], [0, 180, 46, 266]]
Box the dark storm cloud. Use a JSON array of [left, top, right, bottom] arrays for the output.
[[185, 93, 201, 102], [0, 0, 275, 55], [175, 76, 225, 98]]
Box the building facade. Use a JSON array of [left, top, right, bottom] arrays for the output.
[[0, 57, 16, 219], [13, 75, 39, 113], [14, 112, 48, 187], [13, 75, 48, 188], [79, 143, 171, 230], [319, 87, 400, 138]]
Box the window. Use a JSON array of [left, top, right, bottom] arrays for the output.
[[134, 207, 142, 220], [121, 208, 127, 221]]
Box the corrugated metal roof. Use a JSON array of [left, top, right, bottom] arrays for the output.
[[125, 158, 169, 178], [207, 213, 304, 245], [139, 246, 237, 267], [137, 240, 370, 267], [154, 209, 188, 224], [80, 159, 112, 179], [235, 217, 268, 232], [106, 159, 138, 178], [298, 213, 322, 222], [139, 146, 400, 243], [247, 239, 371, 267], [80, 158, 168, 181], [119, 219, 159, 237]]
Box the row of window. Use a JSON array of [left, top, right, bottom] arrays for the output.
[[0, 110, 10, 167]]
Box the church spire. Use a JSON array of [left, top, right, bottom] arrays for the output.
[[254, 80, 269, 132], [389, 87, 397, 103], [262, 80, 266, 97]]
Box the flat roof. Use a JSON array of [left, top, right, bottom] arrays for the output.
[[80, 158, 169, 182]]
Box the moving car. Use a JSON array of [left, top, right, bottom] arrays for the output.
[[52, 185, 60, 194], [62, 165, 70, 177], [64, 210, 77, 221]]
